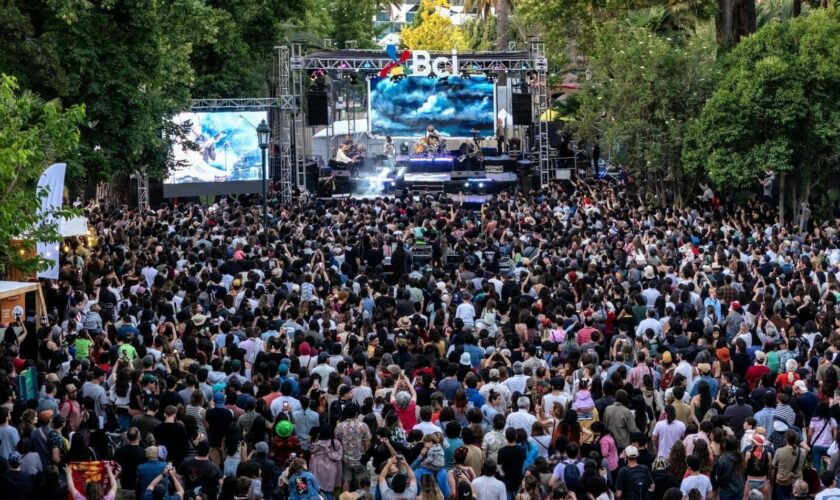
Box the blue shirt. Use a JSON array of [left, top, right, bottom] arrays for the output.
[[136, 460, 167, 497], [438, 378, 461, 404], [755, 408, 775, 434], [690, 375, 719, 399], [464, 344, 484, 368], [277, 375, 300, 398], [465, 388, 485, 408]]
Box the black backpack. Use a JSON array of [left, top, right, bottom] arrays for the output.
[[626, 465, 652, 500]]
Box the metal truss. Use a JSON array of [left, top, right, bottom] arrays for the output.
[[529, 40, 551, 188], [276, 46, 294, 205], [190, 98, 278, 110], [136, 173, 149, 209], [302, 51, 535, 73]]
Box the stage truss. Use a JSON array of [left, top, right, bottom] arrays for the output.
[[184, 97, 280, 200], [274, 42, 553, 193]]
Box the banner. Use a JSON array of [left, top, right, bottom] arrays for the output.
[[36, 163, 67, 280], [68, 461, 121, 499]]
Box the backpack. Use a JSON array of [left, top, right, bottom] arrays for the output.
[[563, 460, 581, 491], [628, 465, 652, 500]]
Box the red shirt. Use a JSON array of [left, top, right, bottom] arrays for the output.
[[394, 400, 417, 430], [745, 365, 770, 391], [775, 372, 800, 391]]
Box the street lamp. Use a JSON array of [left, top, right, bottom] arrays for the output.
[[256, 119, 271, 235]]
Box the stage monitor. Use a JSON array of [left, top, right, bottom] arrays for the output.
[[368, 76, 495, 138], [164, 110, 268, 197]]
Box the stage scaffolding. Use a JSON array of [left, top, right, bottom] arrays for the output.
[[274, 43, 553, 190]]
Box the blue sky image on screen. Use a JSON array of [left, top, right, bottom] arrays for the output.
[[369, 76, 495, 138], [168, 111, 267, 184]]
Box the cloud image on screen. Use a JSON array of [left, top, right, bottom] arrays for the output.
[[369, 76, 495, 138], [167, 111, 267, 184]]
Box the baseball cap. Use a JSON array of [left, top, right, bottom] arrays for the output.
[[794, 380, 808, 392], [754, 351, 766, 362], [624, 445, 639, 458]]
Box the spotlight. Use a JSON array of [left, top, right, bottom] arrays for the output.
[[478, 182, 485, 188], [464, 182, 470, 188]]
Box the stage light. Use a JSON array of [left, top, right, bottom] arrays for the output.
[[478, 182, 485, 188], [464, 182, 470, 188]]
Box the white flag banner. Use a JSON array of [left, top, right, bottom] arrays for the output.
[[36, 163, 67, 280]]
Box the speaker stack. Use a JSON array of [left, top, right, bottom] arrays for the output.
[[306, 92, 329, 126], [512, 93, 532, 126]]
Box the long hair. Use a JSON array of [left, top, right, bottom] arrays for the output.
[[669, 440, 687, 478], [85, 482, 104, 500], [724, 435, 745, 474], [665, 404, 676, 424], [697, 381, 712, 415], [419, 474, 443, 500]]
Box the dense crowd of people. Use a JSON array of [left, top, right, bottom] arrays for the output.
[[2, 176, 840, 500]]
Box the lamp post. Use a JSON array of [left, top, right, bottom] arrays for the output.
[[256, 119, 271, 235]]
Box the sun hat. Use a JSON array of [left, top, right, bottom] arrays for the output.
[[459, 352, 472, 366]]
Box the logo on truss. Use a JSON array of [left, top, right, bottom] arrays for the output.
[[380, 45, 411, 81]]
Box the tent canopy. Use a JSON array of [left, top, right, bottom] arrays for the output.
[[0, 281, 40, 300]]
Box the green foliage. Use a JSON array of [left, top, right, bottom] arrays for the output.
[[685, 9, 840, 191], [0, 0, 217, 185], [400, 0, 469, 50], [516, 0, 716, 66], [0, 74, 84, 274], [574, 21, 719, 199], [757, 0, 810, 28], [462, 16, 498, 51], [330, 0, 379, 49]]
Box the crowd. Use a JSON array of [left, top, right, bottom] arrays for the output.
[[2, 175, 840, 500]]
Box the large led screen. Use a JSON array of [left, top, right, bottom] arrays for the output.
[[369, 76, 495, 138], [167, 111, 268, 184]]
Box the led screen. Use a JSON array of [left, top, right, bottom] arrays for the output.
[[167, 111, 268, 184], [369, 76, 495, 138]]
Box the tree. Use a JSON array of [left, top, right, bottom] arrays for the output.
[[573, 20, 720, 206], [0, 0, 217, 192], [0, 74, 84, 275], [716, 0, 756, 47], [400, 0, 469, 51], [191, 0, 329, 98], [515, 0, 716, 66], [685, 9, 840, 221], [330, 0, 379, 49], [463, 16, 498, 51]]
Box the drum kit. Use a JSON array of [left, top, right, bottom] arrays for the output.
[[413, 135, 447, 157]]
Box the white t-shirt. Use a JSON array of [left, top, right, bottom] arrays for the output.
[[653, 420, 686, 458], [680, 474, 713, 499], [815, 486, 840, 500]]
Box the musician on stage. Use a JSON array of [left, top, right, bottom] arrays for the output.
[[426, 124, 440, 140]]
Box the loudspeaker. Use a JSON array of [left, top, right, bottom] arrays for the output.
[[307, 92, 329, 126], [512, 93, 532, 125], [518, 167, 540, 193]]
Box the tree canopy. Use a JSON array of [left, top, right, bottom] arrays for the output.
[[0, 74, 84, 274], [685, 9, 840, 217], [401, 0, 469, 51]]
